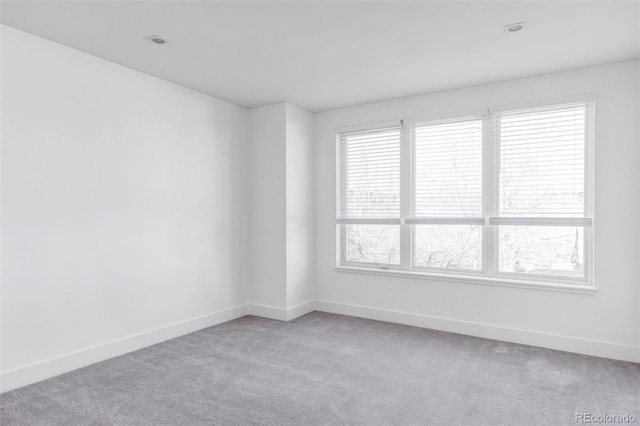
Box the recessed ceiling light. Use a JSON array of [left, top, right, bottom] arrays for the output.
[[145, 35, 167, 45], [504, 22, 526, 34]]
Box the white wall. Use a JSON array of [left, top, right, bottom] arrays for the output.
[[314, 60, 640, 361], [248, 103, 287, 309], [2, 23, 636, 395], [285, 103, 315, 309], [248, 102, 315, 318], [1, 26, 249, 390]]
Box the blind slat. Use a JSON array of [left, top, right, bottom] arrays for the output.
[[337, 126, 401, 220], [337, 100, 593, 225], [413, 117, 483, 217], [492, 102, 593, 218]]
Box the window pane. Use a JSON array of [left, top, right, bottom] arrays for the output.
[[346, 224, 399, 264], [414, 225, 482, 271], [498, 226, 584, 278], [498, 104, 587, 218], [340, 128, 401, 219], [414, 119, 483, 217]]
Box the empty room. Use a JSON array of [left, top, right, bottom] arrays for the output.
[[1, 1, 639, 425]]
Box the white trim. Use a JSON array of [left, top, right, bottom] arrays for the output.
[[483, 113, 497, 277], [0, 304, 249, 393], [399, 119, 412, 270], [488, 93, 596, 113], [0, 301, 319, 393], [338, 223, 345, 264], [248, 303, 288, 321], [285, 301, 316, 321], [404, 108, 487, 125], [489, 217, 593, 227], [4, 300, 636, 394], [248, 301, 316, 322], [335, 265, 596, 294], [314, 300, 640, 363], [336, 96, 595, 289], [584, 101, 595, 290], [337, 218, 401, 225], [405, 217, 485, 225], [336, 119, 401, 134]]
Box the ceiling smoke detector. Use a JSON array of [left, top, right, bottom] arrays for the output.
[[504, 22, 526, 34], [146, 35, 167, 45]]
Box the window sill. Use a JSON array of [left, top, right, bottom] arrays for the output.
[[334, 266, 596, 294]]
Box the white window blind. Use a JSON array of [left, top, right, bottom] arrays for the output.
[[337, 125, 402, 224], [407, 116, 485, 271], [489, 100, 594, 279], [337, 124, 402, 265], [408, 116, 484, 225], [489, 100, 594, 226], [336, 96, 595, 287]]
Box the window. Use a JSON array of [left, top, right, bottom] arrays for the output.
[[337, 124, 401, 264], [336, 97, 594, 289]]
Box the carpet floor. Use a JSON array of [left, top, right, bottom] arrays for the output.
[[1, 312, 639, 425]]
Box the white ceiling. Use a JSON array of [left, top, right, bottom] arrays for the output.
[[2, 1, 639, 112]]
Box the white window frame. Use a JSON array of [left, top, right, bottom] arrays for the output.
[[336, 95, 595, 293]]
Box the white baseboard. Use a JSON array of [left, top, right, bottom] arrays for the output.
[[285, 301, 316, 321], [248, 303, 288, 321], [315, 300, 640, 363], [248, 301, 315, 321], [4, 299, 636, 394], [0, 304, 249, 393]]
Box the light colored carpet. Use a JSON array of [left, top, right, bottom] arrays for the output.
[[1, 312, 638, 425]]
